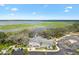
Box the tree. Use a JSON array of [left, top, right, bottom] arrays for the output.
[[0, 32, 8, 44], [52, 45, 57, 50], [51, 28, 66, 38], [67, 22, 79, 32], [38, 30, 52, 39], [0, 32, 8, 39]]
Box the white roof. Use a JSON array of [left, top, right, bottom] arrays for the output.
[[29, 42, 40, 46], [29, 35, 53, 47]]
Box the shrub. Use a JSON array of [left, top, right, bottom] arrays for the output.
[[23, 48, 29, 55]]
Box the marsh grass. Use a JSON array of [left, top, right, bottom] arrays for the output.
[[0, 22, 72, 30]]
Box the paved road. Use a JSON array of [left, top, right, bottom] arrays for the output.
[[29, 50, 65, 55], [28, 48, 75, 55]]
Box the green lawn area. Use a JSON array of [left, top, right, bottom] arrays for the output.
[[75, 49, 79, 52], [36, 48, 46, 50], [0, 44, 11, 51], [75, 49, 79, 54]]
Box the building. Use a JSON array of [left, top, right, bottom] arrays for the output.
[[28, 34, 56, 49]]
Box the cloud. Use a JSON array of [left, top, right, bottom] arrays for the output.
[[64, 6, 72, 12], [6, 8, 18, 16], [64, 9, 70, 12], [66, 6, 72, 9], [10, 8, 18, 12], [32, 12, 37, 15]]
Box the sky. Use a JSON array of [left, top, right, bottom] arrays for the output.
[[0, 4, 79, 20]]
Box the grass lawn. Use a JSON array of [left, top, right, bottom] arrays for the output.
[[0, 44, 11, 51], [36, 48, 46, 50]]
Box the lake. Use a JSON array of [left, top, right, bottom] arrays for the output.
[[0, 20, 78, 25], [0, 20, 41, 25]]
